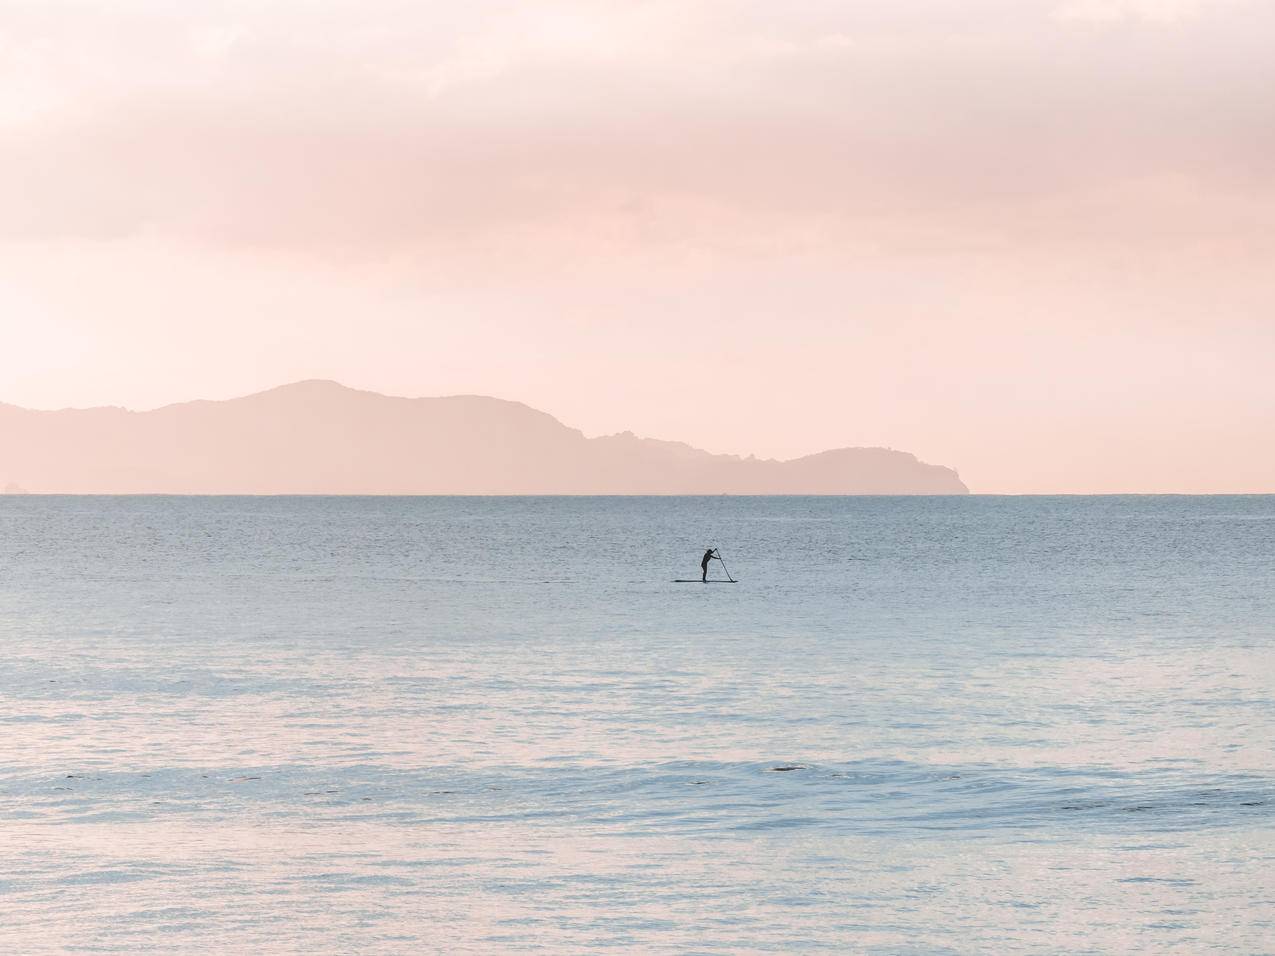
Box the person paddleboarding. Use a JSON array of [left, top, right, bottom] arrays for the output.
[[701, 547, 720, 582], [673, 549, 735, 583]]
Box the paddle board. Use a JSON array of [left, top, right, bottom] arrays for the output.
[[673, 580, 738, 583]]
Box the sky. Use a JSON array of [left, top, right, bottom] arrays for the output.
[[1, 0, 1272, 493]]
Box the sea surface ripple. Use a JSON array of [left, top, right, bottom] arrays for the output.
[[1, 495, 1272, 953]]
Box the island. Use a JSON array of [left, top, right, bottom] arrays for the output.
[[0, 380, 969, 495]]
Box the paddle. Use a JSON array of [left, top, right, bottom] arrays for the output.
[[716, 549, 736, 583]]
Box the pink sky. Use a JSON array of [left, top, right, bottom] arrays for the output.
[[2, 0, 1272, 493]]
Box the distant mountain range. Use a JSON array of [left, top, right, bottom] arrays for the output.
[[0, 380, 968, 494]]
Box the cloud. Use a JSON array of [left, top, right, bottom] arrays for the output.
[[1053, 0, 1228, 22], [0, 0, 1271, 262]]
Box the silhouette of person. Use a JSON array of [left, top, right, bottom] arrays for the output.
[[701, 548, 719, 582]]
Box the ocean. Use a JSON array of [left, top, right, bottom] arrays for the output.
[[1, 495, 1272, 954]]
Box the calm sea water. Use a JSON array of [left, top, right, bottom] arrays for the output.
[[1, 496, 1272, 954]]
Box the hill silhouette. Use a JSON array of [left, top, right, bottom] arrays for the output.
[[0, 380, 968, 494]]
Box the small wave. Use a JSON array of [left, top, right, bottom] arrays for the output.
[[5, 759, 1270, 838]]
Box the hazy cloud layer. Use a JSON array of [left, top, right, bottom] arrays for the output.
[[3, 0, 1272, 250]]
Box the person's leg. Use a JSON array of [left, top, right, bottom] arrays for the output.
[[702, 565, 707, 582]]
